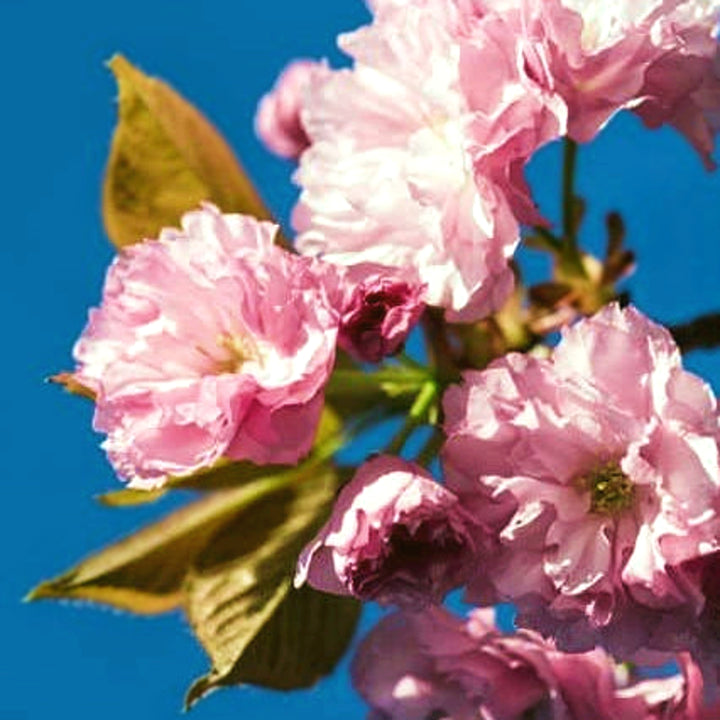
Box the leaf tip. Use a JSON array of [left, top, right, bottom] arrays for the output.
[[183, 675, 217, 712], [24, 581, 55, 603], [106, 53, 130, 75], [94, 487, 167, 507], [47, 372, 96, 400]]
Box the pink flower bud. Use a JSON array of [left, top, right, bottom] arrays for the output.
[[338, 266, 425, 363], [255, 59, 325, 159], [295, 455, 485, 609]]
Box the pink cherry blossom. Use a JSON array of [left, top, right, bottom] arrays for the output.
[[352, 606, 702, 719], [552, 650, 709, 719], [293, 0, 566, 321], [477, 0, 720, 164], [338, 265, 426, 363], [295, 455, 485, 609], [634, 2, 720, 169], [443, 304, 720, 656], [255, 59, 326, 160], [73, 204, 341, 487], [352, 609, 479, 720], [670, 551, 720, 704]]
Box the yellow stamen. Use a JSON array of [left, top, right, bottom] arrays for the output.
[[579, 461, 635, 515], [197, 332, 261, 375]]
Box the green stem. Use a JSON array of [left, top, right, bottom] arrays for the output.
[[531, 225, 564, 253], [560, 138, 586, 278], [562, 137, 578, 243], [415, 427, 445, 467], [385, 380, 438, 456], [327, 367, 430, 395], [421, 309, 459, 385]]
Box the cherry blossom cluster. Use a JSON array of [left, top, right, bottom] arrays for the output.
[[68, 0, 720, 717], [353, 607, 716, 719], [259, 0, 720, 319]]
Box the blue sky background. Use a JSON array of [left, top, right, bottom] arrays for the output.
[[3, 1, 720, 719]]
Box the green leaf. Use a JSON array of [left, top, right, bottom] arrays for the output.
[[328, 367, 430, 398], [103, 54, 275, 249], [26, 468, 321, 614], [325, 366, 431, 422], [95, 486, 168, 507], [315, 405, 343, 449], [229, 588, 360, 690], [186, 587, 360, 707], [93, 460, 270, 508], [183, 466, 339, 707]]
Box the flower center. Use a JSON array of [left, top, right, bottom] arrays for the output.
[[581, 461, 635, 515], [199, 332, 262, 375]]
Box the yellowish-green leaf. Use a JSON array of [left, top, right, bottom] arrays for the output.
[[103, 54, 274, 249], [315, 405, 343, 449], [183, 466, 338, 706], [95, 486, 169, 507], [186, 587, 359, 707], [325, 366, 431, 424], [26, 468, 317, 614], [95, 459, 289, 508], [170, 458, 283, 490], [231, 587, 360, 691], [327, 367, 430, 400]]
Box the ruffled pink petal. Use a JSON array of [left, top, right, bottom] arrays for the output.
[[73, 204, 341, 484]]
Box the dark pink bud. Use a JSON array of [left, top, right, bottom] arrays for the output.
[[339, 269, 425, 363], [295, 455, 484, 609]]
